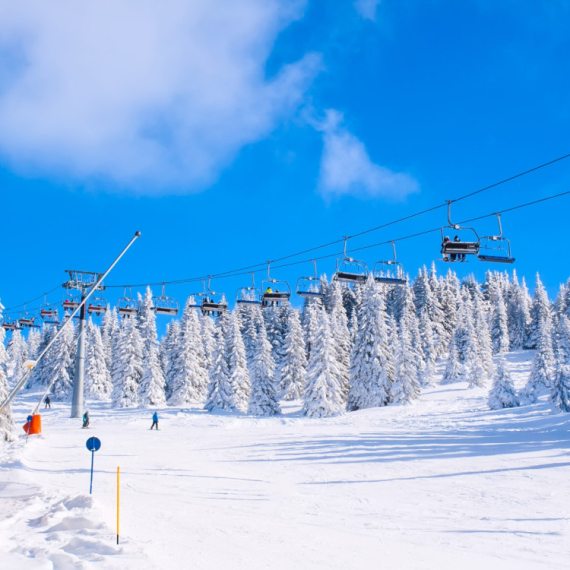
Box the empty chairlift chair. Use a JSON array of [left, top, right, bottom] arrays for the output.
[[296, 260, 325, 299], [333, 237, 369, 284], [373, 242, 406, 285], [236, 273, 262, 306], [440, 201, 480, 263], [262, 262, 292, 307], [201, 277, 229, 316], [117, 288, 139, 318], [477, 213, 515, 264], [152, 284, 180, 316]]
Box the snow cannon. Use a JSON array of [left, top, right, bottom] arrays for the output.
[[23, 415, 42, 435]]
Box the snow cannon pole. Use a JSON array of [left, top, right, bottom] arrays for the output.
[[117, 466, 120, 545], [0, 232, 142, 418]]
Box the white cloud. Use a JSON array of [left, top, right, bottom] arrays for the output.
[[0, 1, 320, 194], [354, 0, 381, 21], [317, 110, 419, 200]]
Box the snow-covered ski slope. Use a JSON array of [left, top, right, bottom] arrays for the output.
[[2, 350, 569, 569]]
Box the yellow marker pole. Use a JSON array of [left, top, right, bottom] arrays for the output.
[[117, 466, 120, 545]]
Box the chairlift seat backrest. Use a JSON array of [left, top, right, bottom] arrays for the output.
[[374, 276, 407, 285], [335, 271, 368, 283], [297, 290, 325, 298], [154, 306, 179, 315], [263, 291, 291, 301], [441, 241, 479, 255]]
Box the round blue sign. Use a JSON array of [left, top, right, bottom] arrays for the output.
[[27, 415, 33, 423], [86, 437, 101, 452]]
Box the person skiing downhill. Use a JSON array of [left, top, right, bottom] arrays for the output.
[[151, 412, 159, 430], [82, 410, 90, 428], [44, 396, 51, 409]]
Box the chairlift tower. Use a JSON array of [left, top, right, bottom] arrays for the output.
[[63, 270, 105, 419]]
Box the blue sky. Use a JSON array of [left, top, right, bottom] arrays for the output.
[[1, 0, 570, 332]]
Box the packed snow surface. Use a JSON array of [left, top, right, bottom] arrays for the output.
[[1, 351, 569, 569]]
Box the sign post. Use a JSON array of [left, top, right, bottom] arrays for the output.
[[85, 437, 101, 494]]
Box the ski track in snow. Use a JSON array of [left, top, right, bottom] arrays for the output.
[[1, 350, 570, 569]]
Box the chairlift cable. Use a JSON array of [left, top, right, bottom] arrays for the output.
[[5, 158, 570, 308], [104, 152, 570, 289]]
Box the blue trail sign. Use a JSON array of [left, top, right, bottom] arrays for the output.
[[86, 437, 101, 494]]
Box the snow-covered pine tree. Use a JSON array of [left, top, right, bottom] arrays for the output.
[[6, 329, 27, 386], [302, 308, 344, 418], [461, 295, 486, 389], [327, 280, 351, 399], [84, 319, 112, 400], [439, 270, 461, 355], [418, 307, 436, 387], [508, 271, 530, 349], [111, 317, 143, 408], [205, 319, 234, 412], [264, 305, 285, 368], [278, 308, 307, 400], [488, 355, 519, 409], [0, 301, 15, 441], [47, 321, 76, 401], [390, 303, 421, 405], [413, 268, 445, 353], [100, 307, 119, 369], [551, 363, 570, 413], [347, 276, 392, 410], [225, 309, 250, 412], [442, 337, 462, 384], [248, 321, 280, 416], [240, 304, 263, 368], [555, 314, 570, 364], [138, 288, 166, 407], [302, 296, 323, 358], [201, 314, 216, 371], [26, 328, 41, 360], [0, 311, 8, 381], [523, 314, 556, 403], [527, 274, 552, 349], [490, 286, 510, 354], [161, 320, 181, 399], [26, 325, 56, 388], [472, 293, 494, 382], [168, 298, 208, 406]]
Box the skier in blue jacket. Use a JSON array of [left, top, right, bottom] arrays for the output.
[[150, 412, 159, 430]]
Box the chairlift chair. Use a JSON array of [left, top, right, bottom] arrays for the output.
[[333, 237, 368, 283], [261, 262, 292, 307], [1, 316, 18, 332], [440, 201, 480, 262], [62, 295, 81, 312], [152, 284, 179, 316], [87, 293, 109, 316], [40, 296, 60, 325], [236, 273, 262, 306], [373, 242, 406, 285], [296, 260, 325, 298], [117, 287, 138, 318], [201, 277, 228, 316], [477, 213, 515, 264], [19, 307, 39, 329]]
